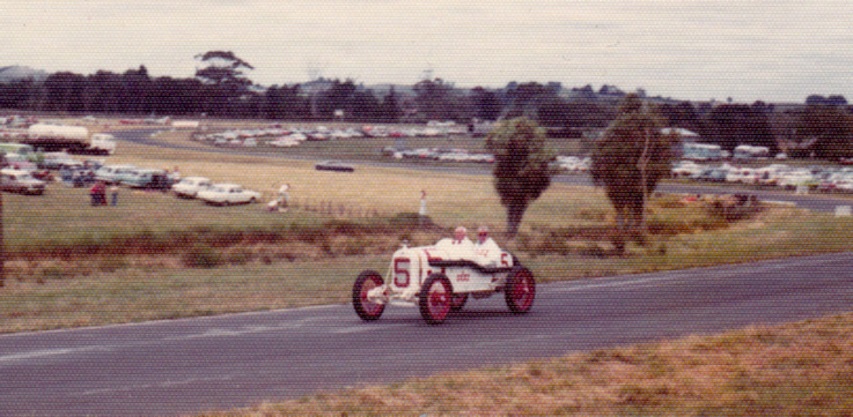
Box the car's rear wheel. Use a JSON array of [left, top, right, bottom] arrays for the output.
[[505, 267, 535, 314], [419, 273, 452, 325], [450, 293, 468, 312], [353, 270, 385, 321]]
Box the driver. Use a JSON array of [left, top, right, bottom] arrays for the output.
[[436, 226, 474, 260]]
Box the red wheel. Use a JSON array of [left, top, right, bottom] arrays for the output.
[[353, 270, 385, 321], [419, 274, 453, 325], [505, 267, 535, 314], [450, 293, 468, 312]]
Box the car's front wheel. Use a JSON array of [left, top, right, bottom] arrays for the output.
[[419, 273, 453, 325]]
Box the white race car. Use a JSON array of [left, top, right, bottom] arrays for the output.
[[353, 241, 535, 325]]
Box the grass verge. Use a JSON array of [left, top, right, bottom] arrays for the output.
[[192, 312, 852, 416]]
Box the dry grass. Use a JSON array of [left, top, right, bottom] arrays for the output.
[[194, 313, 853, 417]]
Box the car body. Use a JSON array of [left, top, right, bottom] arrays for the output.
[[692, 167, 727, 182], [196, 183, 261, 205], [94, 164, 138, 184], [353, 241, 535, 325], [315, 160, 355, 172], [0, 168, 46, 195], [40, 154, 84, 170], [121, 168, 172, 190], [671, 160, 703, 178], [3, 153, 39, 171], [172, 176, 214, 198]]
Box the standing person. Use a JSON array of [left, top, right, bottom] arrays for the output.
[[90, 181, 106, 206], [419, 189, 427, 226], [474, 226, 502, 267], [109, 184, 119, 206], [278, 183, 291, 212]]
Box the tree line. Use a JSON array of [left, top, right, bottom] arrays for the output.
[[0, 50, 851, 160]]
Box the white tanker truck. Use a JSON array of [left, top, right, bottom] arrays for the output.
[[23, 124, 116, 155]]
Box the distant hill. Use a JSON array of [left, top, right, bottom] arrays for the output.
[[0, 65, 48, 82]]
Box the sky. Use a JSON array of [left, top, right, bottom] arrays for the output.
[[3, 0, 853, 103]]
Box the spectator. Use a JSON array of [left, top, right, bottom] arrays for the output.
[[419, 189, 427, 225], [90, 181, 107, 206], [109, 185, 119, 206], [278, 183, 291, 212]]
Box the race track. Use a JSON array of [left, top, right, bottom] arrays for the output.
[[1, 253, 851, 416]]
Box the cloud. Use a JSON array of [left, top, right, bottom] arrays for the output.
[[2, 0, 853, 102]]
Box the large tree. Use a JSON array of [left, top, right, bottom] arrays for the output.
[[591, 94, 677, 250], [485, 117, 555, 237], [795, 105, 853, 159], [194, 50, 255, 89], [700, 104, 777, 153]]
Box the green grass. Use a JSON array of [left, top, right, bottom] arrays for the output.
[[194, 313, 853, 416]]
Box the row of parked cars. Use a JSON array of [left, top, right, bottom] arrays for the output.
[[671, 160, 853, 193], [0, 149, 265, 206], [193, 122, 472, 149], [92, 165, 263, 206], [171, 176, 262, 205], [382, 147, 496, 164]]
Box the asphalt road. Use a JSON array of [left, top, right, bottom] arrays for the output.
[[2, 253, 851, 416]]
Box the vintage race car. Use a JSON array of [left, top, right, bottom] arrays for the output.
[[353, 241, 535, 325]]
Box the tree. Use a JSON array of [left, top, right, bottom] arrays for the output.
[[591, 94, 677, 251], [469, 87, 502, 121], [413, 77, 463, 121], [795, 105, 853, 159], [378, 87, 402, 123], [195, 51, 255, 116], [701, 104, 777, 153], [485, 117, 555, 237], [194, 50, 255, 89]]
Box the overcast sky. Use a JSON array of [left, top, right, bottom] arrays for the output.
[[3, 0, 852, 103]]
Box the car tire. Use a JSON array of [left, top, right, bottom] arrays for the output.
[[353, 270, 385, 321], [505, 266, 535, 314], [419, 273, 453, 325]]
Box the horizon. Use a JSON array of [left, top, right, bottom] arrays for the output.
[[3, 1, 852, 104]]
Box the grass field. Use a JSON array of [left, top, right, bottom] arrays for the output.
[[2, 131, 852, 333], [3, 123, 851, 415]]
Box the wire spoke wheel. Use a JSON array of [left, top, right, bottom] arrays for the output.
[[505, 267, 535, 314], [353, 270, 385, 321], [420, 274, 452, 325]]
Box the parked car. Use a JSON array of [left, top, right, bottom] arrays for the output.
[[121, 168, 173, 190], [778, 169, 816, 190], [3, 153, 38, 171], [0, 168, 46, 195], [196, 183, 261, 206], [692, 167, 727, 182], [94, 164, 138, 184], [172, 176, 214, 198], [315, 160, 355, 172], [39, 152, 84, 170], [671, 160, 703, 178]]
